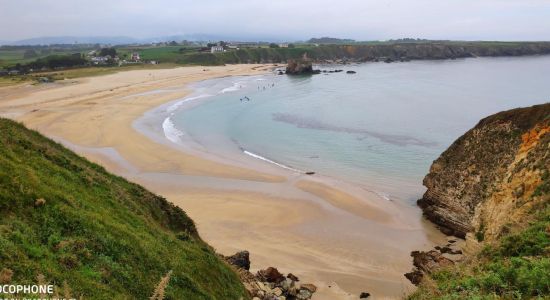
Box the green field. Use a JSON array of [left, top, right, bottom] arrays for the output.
[[0, 47, 95, 68]]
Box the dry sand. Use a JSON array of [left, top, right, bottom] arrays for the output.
[[0, 64, 446, 299]]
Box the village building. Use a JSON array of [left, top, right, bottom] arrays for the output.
[[279, 43, 289, 48], [131, 52, 141, 61], [210, 46, 225, 53], [91, 56, 110, 65]]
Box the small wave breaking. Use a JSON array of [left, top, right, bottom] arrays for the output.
[[166, 94, 212, 113], [220, 82, 246, 94], [162, 117, 184, 143], [243, 150, 303, 173]]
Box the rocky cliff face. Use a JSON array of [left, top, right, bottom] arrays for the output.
[[418, 103, 550, 241], [406, 103, 549, 285]]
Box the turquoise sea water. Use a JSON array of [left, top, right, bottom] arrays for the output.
[[167, 56, 550, 202]]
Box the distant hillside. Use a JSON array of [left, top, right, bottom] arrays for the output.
[[307, 37, 356, 44], [0, 118, 247, 299], [409, 103, 550, 299]]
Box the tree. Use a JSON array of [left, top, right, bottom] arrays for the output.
[[288, 44, 296, 48], [169, 41, 178, 46], [269, 43, 280, 48], [99, 47, 117, 57]]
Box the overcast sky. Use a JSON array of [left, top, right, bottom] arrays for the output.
[[1, 0, 550, 41]]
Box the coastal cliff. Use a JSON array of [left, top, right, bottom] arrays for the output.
[[180, 42, 550, 65], [408, 103, 550, 298], [418, 103, 549, 240]]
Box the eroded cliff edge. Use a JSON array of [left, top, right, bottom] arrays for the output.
[[406, 103, 550, 293], [418, 103, 549, 241]]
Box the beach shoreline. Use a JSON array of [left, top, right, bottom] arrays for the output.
[[0, 64, 445, 299]]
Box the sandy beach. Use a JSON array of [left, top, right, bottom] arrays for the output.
[[0, 65, 445, 299]]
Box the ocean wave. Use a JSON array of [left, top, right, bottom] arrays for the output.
[[162, 117, 184, 143], [220, 82, 246, 94], [166, 94, 212, 113], [243, 150, 302, 173]]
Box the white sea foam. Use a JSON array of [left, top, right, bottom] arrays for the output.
[[220, 82, 246, 94], [166, 94, 212, 113], [162, 117, 184, 143], [243, 150, 302, 173], [375, 191, 391, 201]]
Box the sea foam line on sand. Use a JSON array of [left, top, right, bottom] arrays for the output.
[[166, 94, 212, 113], [219, 82, 246, 94], [162, 117, 184, 143], [243, 150, 303, 173]]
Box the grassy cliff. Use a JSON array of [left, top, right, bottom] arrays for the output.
[[177, 42, 550, 65], [0, 118, 247, 299]]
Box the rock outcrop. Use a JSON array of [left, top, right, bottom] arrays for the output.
[[406, 103, 550, 285], [225, 250, 251, 271], [286, 53, 320, 75], [418, 103, 550, 239], [224, 251, 317, 300]]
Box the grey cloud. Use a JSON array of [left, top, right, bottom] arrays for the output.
[[1, 0, 549, 41]]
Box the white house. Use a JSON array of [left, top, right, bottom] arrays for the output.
[[279, 43, 289, 48], [91, 56, 109, 65], [210, 46, 225, 53], [131, 52, 141, 61]]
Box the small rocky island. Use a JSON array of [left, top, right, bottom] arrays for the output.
[[285, 53, 320, 75]]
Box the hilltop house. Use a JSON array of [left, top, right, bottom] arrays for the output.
[[131, 52, 141, 61], [91, 56, 110, 65], [279, 43, 289, 48], [210, 46, 225, 53]]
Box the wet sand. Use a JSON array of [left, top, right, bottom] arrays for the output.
[[0, 65, 445, 299]]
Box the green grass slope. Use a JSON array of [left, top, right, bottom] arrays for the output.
[[409, 204, 550, 299], [0, 118, 247, 299]]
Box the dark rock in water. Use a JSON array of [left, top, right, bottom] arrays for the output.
[[225, 250, 250, 270], [346, 70, 356, 74], [278, 70, 284, 75], [287, 273, 300, 281], [286, 53, 319, 75], [384, 57, 394, 63], [305, 171, 315, 175], [360, 292, 371, 298], [257, 267, 285, 283]]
